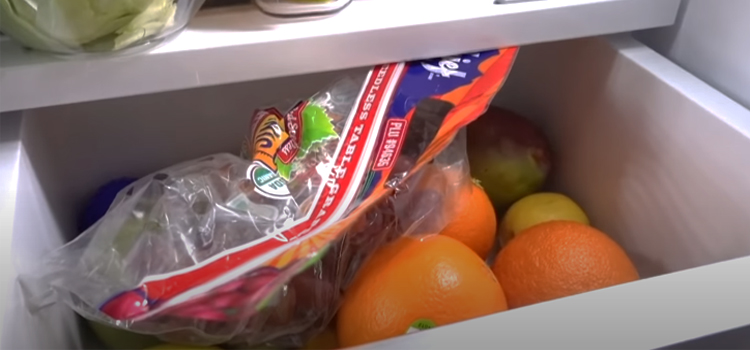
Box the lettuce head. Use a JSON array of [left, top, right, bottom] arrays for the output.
[[0, 0, 178, 53]]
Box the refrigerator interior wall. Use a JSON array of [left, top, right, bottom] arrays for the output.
[[5, 35, 750, 349], [637, 2, 750, 343], [636, 0, 750, 110], [637, 2, 750, 345]]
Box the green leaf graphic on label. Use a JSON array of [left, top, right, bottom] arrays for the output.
[[275, 158, 292, 180], [299, 104, 338, 158]]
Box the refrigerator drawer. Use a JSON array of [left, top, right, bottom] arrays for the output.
[[2, 34, 750, 349]]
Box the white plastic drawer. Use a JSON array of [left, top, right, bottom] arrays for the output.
[[3, 34, 750, 349]]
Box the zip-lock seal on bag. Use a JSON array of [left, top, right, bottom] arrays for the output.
[[24, 47, 518, 347]]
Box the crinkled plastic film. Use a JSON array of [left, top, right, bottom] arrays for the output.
[[23, 47, 518, 348]]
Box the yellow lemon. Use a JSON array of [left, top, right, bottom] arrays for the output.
[[500, 192, 589, 245]]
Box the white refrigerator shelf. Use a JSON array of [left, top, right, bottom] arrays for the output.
[[0, 0, 679, 113]]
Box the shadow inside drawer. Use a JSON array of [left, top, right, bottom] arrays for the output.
[[658, 325, 750, 350]]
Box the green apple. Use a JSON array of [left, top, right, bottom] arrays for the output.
[[467, 107, 552, 212], [88, 321, 162, 350], [145, 344, 222, 350]]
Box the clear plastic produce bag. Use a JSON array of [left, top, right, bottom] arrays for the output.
[[22, 47, 518, 347]]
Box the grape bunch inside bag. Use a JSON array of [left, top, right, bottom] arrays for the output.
[[24, 47, 518, 347]]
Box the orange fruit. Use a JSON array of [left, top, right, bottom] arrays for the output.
[[338, 235, 507, 348], [493, 220, 639, 309], [440, 180, 497, 259]]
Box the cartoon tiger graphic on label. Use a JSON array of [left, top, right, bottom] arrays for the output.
[[252, 109, 290, 173], [243, 108, 294, 201]]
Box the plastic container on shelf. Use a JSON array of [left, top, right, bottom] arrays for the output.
[[203, 0, 252, 8], [255, 0, 352, 17], [0, 0, 206, 56]]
